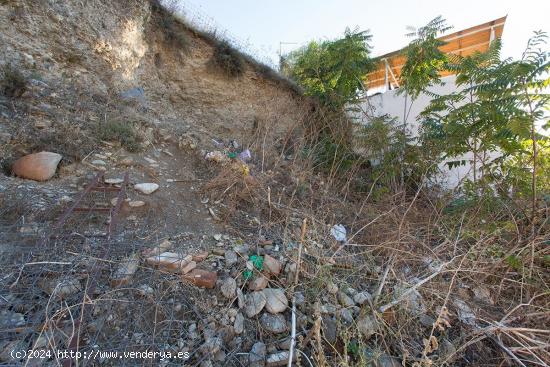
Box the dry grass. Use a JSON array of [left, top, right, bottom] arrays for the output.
[[199, 111, 550, 366]]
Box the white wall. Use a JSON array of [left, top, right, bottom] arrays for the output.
[[353, 75, 497, 189]]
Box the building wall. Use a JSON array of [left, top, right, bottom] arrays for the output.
[[353, 75, 495, 189]]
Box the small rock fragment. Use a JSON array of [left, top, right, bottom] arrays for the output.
[[128, 200, 145, 207], [357, 314, 378, 339], [220, 277, 237, 299], [263, 288, 288, 314], [143, 240, 172, 257], [192, 251, 209, 262], [338, 291, 355, 308], [249, 275, 269, 291], [134, 183, 159, 194], [249, 342, 266, 367], [145, 252, 193, 273], [224, 250, 238, 267], [266, 351, 296, 367], [354, 291, 373, 306], [327, 281, 338, 294], [104, 178, 124, 184], [260, 313, 288, 334], [263, 254, 281, 275], [244, 291, 267, 317], [111, 254, 140, 287], [182, 269, 218, 289], [234, 312, 244, 334]]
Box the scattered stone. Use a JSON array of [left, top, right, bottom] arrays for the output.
[[111, 254, 140, 287], [320, 304, 337, 314], [354, 291, 373, 306], [91, 159, 106, 166], [338, 291, 355, 308], [344, 287, 358, 296], [244, 291, 267, 317], [473, 286, 494, 305], [234, 244, 250, 256], [249, 342, 266, 367], [357, 314, 378, 339], [260, 313, 288, 334], [192, 251, 209, 262], [237, 288, 245, 309], [454, 299, 476, 326], [419, 314, 435, 327], [263, 254, 281, 275], [134, 183, 159, 195], [128, 200, 145, 207], [12, 151, 62, 181], [120, 157, 133, 166], [338, 308, 354, 324], [145, 252, 194, 273], [263, 288, 288, 314], [143, 240, 172, 257], [294, 292, 305, 306], [234, 312, 245, 334], [220, 277, 237, 299], [369, 354, 402, 367], [278, 338, 291, 350], [39, 277, 80, 298], [0, 310, 25, 329], [137, 284, 154, 296], [224, 250, 238, 267], [213, 234, 223, 241], [249, 275, 269, 291], [266, 351, 296, 367], [395, 285, 426, 315], [327, 281, 338, 294], [104, 178, 124, 184], [321, 315, 337, 344], [182, 269, 218, 289]]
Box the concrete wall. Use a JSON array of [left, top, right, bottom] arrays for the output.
[[353, 75, 495, 189]]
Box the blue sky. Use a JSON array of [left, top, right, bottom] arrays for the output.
[[180, 0, 549, 65]]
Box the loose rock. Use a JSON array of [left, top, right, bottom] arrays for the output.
[[182, 269, 218, 289], [249, 275, 269, 291], [220, 277, 237, 299], [233, 312, 244, 334], [128, 200, 145, 207], [12, 151, 62, 181], [266, 351, 296, 367], [244, 291, 267, 317], [354, 291, 373, 306], [249, 342, 266, 367], [134, 183, 159, 194], [263, 288, 288, 314], [260, 313, 288, 334], [224, 250, 238, 267], [263, 254, 281, 275], [338, 291, 355, 308], [357, 314, 378, 339], [145, 252, 194, 273], [111, 254, 140, 287]]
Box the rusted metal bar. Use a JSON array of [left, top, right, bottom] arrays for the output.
[[62, 171, 128, 367], [51, 172, 104, 233], [73, 207, 112, 212], [107, 172, 128, 240]]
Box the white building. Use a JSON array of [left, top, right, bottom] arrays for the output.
[[355, 17, 507, 189]]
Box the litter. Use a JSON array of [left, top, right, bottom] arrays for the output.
[[331, 224, 347, 242]]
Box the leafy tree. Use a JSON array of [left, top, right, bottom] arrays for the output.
[[285, 28, 374, 110], [399, 16, 452, 99]]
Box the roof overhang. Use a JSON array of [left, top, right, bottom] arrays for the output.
[[365, 16, 507, 90]]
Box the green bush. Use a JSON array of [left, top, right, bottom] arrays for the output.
[[212, 41, 245, 77], [95, 121, 142, 152], [1, 64, 26, 98]]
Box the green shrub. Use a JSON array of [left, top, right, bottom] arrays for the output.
[[95, 121, 142, 152], [212, 41, 245, 77], [1, 64, 26, 98]]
